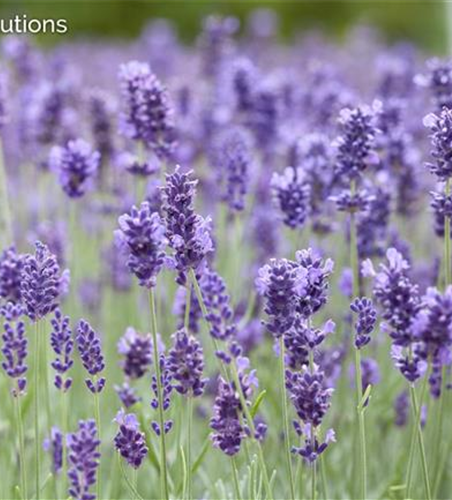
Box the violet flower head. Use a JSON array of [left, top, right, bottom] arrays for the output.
[[118, 61, 176, 159], [67, 419, 101, 500], [213, 126, 252, 212], [231, 57, 257, 113], [350, 297, 377, 349], [44, 427, 64, 475], [296, 249, 334, 318], [394, 390, 409, 426], [117, 327, 152, 380], [291, 423, 335, 463], [162, 167, 213, 284], [271, 167, 311, 229], [168, 328, 206, 397], [200, 268, 236, 342], [256, 258, 307, 338], [50, 139, 100, 198], [76, 320, 106, 394], [210, 377, 246, 456], [114, 382, 141, 408], [1, 302, 27, 396], [330, 188, 375, 214], [424, 108, 452, 181], [50, 308, 74, 392], [0, 246, 23, 304], [151, 354, 173, 436], [416, 58, 452, 111], [21, 241, 61, 322], [334, 102, 380, 181], [114, 409, 148, 469], [391, 344, 427, 383], [116, 202, 167, 289], [286, 366, 333, 427]]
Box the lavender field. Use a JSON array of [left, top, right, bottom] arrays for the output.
[[0, 9, 452, 500]]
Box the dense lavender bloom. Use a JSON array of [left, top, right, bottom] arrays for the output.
[[412, 286, 452, 360], [249, 81, 280, 148], [296, 249, 334, 318], [350, 297, 377, 349], [50, 308, 74, 392], [334, 103, 380, 181], [286, 366, 333, 427], [366, 248, 420, 347], [210, 377, 246, 456], [162, 167, 213, 284], [424, 108, 452, 181], [114, 409, 148, 469], [168, 328, 206, 396], [0, 246, 23, 304], [431, 191, 452, 220], [330, 188, 375, 213], [256, 258, 306, 338], [416, 58, 452, 111], [173, 286, 202, 334], [76, 320, 105, 394], [50, 139, 100, 198], [21, 241, 61, 322], [151, 354, 173, 436], [271, 167, 311, 229], [1, 302, 27, 396], [117, 327, 152, 379], [115, 382, 141, 408], [67, 420, 101, 500], [213, 126, 252, 211], [391, 345, 427, 383], [394, 390, 409, 426], [118, 61, 176, 159], [292, 423, 336, 463], [44, 427, 64, 475], [200, 268, 236, 341], [116, 202, 167, 288], [231, 57, 257, 113]]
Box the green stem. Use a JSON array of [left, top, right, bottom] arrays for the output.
[[409, 385, 431, 500], [405, 358, 429, 498], [184, 284, 192, 331], [15, 395, 27, 500], [231, 456, 241, 500], [61, 392, 69, 499], [279, 337, 295, 500], [149, 289, 170, 500], [93, 380, 102, 500], [320, 455, 328, 500], [311, 461, 316, 500], [118, 453, 144, 500], [34, 321, 41, 500], [187, 395, 193, 500]]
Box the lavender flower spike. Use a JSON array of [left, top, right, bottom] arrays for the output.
[[114, 409, 148, 469], [424, 107, 452, 181], [116, 202, 167, 288], [67, 420, 101, 500], [50, 139, 100, 198], [76, 320, 106, 393], [350, 297, 377, 349], [117, 327, 153, 379], [50, 308, 74, 392], [21, 241, 61, 322], [0, 246, 23, 304]]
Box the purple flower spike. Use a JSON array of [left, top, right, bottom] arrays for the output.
[[0, 246, 23, 304], [162, 167, 213, 285], [424, 108, 452, 181], [116, 202, 167, 289], [115, 382, 141, 409], [150, 354, 173, 435], [76, 320, 105, 393], [291, 423, 335, 463], [351, 297, 377, 349], [44, 427, 64, 475], [119, 61, 176, 159], [114, 409, 148, 469], [394, 390, 410, 426], [210, 377, 246, 456], [67, 419, 100, 500], [1, 302, 27, 396], [168, 328, 206, 397], [117, 327, 153, 380], [271, 167, 311, 229], [21, 241, 61, 322], [50, 139, 100, 198], [50, 308, 74, 392]]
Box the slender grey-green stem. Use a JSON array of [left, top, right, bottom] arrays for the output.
[[184, 284, 192, 331], [320, 455, 328, 500], [34, 321, 41, 500], [118, 452, 144, 500], [14, 395, 27, 500], [186, 395, 193, 500], [231, 456, 242, 500], [93, 379, 102, 500], [409, 385, 431, 500], [61, 391, 69, 498], [279, 337, 295, 500], [349, 180, 367, 500], [149, 289, 170, 500], [190, 268, 273, 500]]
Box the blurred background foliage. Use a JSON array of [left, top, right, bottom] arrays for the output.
[[0, 1, 448, 53]]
